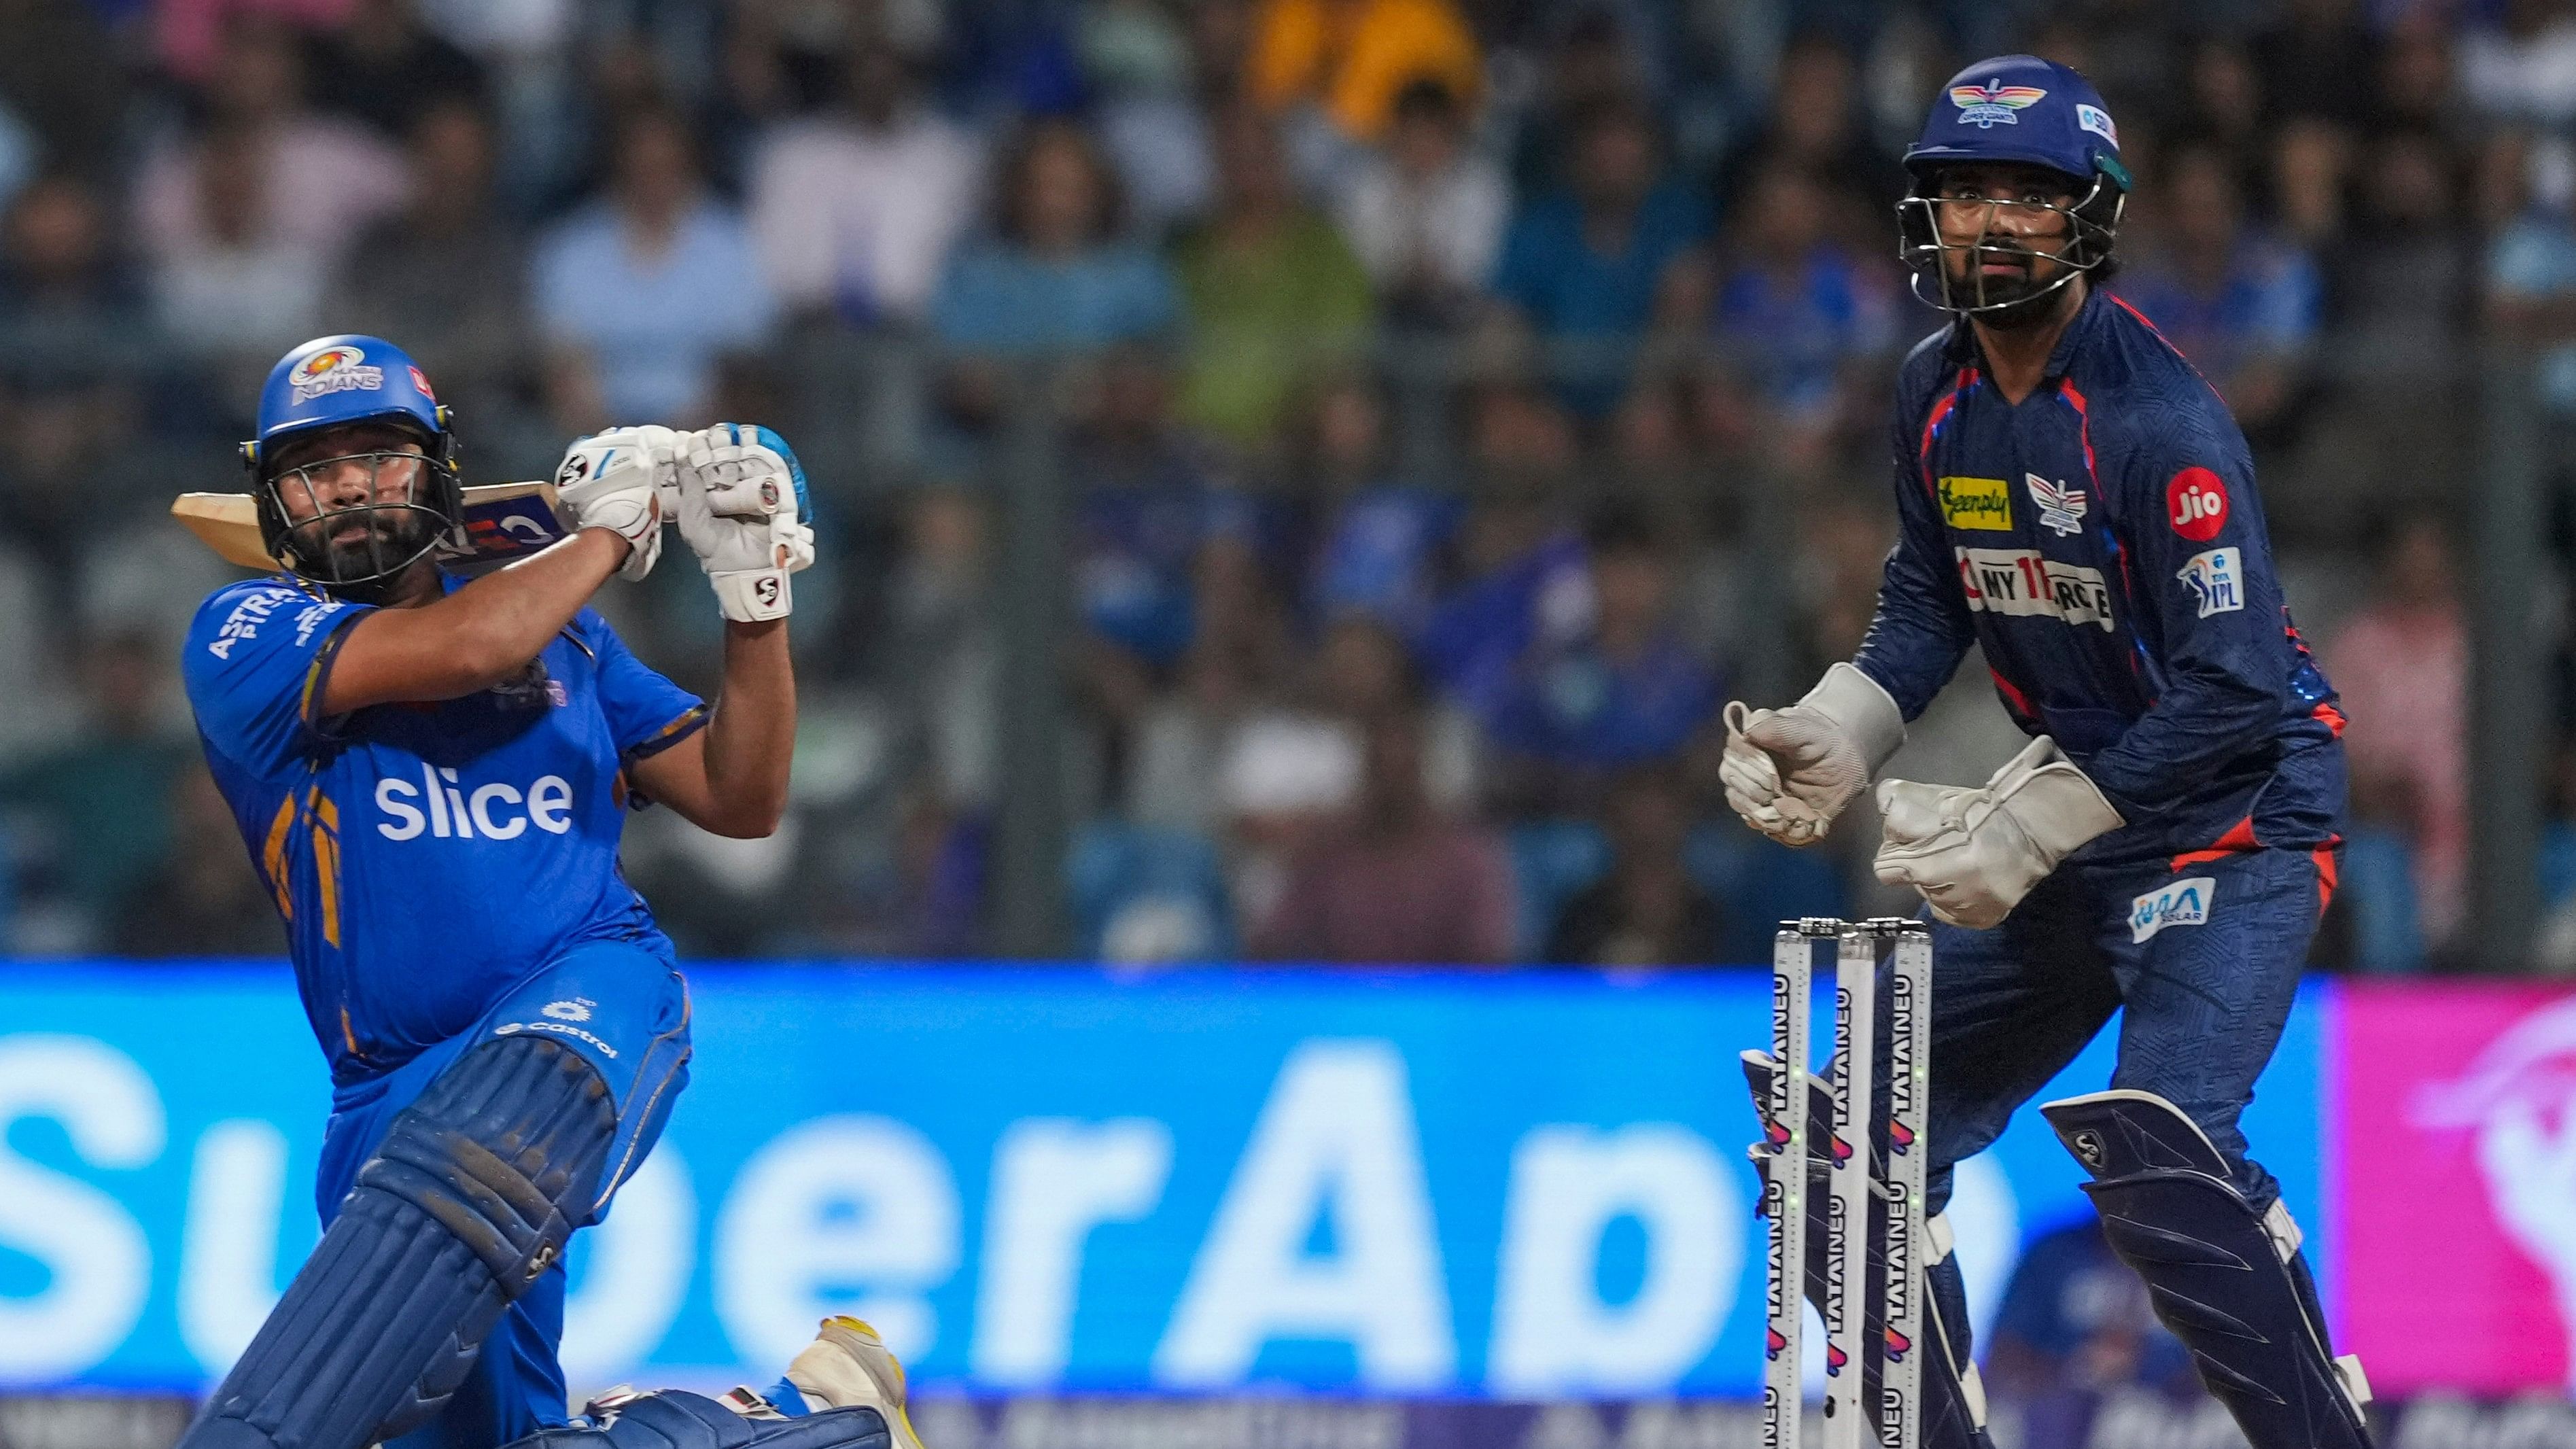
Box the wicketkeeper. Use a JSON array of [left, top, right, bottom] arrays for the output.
[[1725, 60, 2373, 1449]]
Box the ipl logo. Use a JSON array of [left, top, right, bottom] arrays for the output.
[[1950, 80, 2047, 128]]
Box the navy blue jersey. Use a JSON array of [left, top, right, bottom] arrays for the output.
[[1853, 287, 2344, 864], [183, 572, 705, 1081]]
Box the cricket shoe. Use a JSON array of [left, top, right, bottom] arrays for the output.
[[783, 1317, 925, 1449]]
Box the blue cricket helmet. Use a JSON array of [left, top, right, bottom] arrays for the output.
[[241, 334, 455, 474], [1904, 54, 2130, 193], [241, 334, 465, 595], [1896, 56, 2130, 317]]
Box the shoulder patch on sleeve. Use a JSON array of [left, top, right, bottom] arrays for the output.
[[2165, 466, 2230, 541], [2177, 547, 2244, 617]]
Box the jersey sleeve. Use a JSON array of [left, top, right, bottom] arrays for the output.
[[1850, 373, 1977, 719], [577, 611, 708, 767], [2080, 408, 2295, 819], [182, 581, 371, 780]]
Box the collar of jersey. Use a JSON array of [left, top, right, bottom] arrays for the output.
[[1944, 283, 2110, 388]]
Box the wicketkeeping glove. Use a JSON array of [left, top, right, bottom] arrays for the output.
[[1720, 663, 1907, 846], [553, 425, 680, 580], [1872, 735, 2125, 928], [673, 423, 816, 621]]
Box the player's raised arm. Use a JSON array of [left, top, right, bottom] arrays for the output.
[[317, 430, 675, 714], [625, 423, 813, 838]]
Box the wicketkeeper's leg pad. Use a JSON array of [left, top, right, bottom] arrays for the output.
[[181, 1034, 618, 1449], [505, 1391, 891, 1449], [2042, 1089, 2374, 1449]]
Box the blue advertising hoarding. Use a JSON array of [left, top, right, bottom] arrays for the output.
[[0, 963, 2325, 1399]]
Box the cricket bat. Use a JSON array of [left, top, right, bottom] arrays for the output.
[[172, 481, 570, 576]]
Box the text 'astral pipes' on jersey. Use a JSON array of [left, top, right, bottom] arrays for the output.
[[1955, 547, 2116, 631]]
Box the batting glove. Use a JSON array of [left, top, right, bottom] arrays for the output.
[[1720, 663, 1906, 846], [554, 425, 680, 580], [674, 423, 816, 621], [1872, 735, 2125, 928]]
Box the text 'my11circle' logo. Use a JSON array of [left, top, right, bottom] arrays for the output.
[[2167, 467, 2229, 542]]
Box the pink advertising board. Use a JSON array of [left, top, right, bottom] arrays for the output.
[[2339, 981, 2576, 1395]]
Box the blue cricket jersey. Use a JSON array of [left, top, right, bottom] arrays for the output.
[[1853, 286, 2346, 865], [182, 572, 706, 1081]]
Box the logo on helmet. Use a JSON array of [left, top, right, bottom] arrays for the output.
[[2076, 103, 2119, 147], [289, 345, 385, 402], [408, 366, 436, 400], [1950, 80, 2047, 128]]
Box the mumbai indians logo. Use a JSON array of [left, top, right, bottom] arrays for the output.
[[1951, 79, 2047, 128], [289, 345, 385, 402]]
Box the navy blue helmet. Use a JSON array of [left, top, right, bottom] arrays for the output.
[[1897, 56, 2130, 317]]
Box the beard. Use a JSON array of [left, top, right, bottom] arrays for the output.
[[294, 504, 442, 588], [1944, 241, 2078, 330]]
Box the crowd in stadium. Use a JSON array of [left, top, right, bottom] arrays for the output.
[[0, 0, 2564, 971]]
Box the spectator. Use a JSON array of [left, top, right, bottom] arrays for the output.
[[0, 632, 194, 950], [1250, 706, 1514, 963], [748, 37, 983, 328], [1068, 348, 1236, 672], [533, 105, 777, 430], [1296, 376, 1459, 633], [2172, 39, 2265, 188], [135, 19, 410, 274], [0, 175, 153, 377], [2252, 0, 2381, 132], [149, 121, 327, 370], [1712, 32, 1906, 247], [1329, 78, 1508, 328], [1415, 384, 1584, 714], [2331, 128, 2473, 365], [0, 0, 128, 186], [2488, 171, 2576, 413], [1688, 160, 1897, 471], [2114, 143, 2320, 434], [1246, 0, 1482, 146], [1085, 0, 1217, 234], [1171, 104, 1374, 449], [1544, 765, 1723, 966], [2459, 0, 2576, 131], [930, 120, 1177, 363], [1313, 613, 1478, 809], [114, 765, 285, 958], [327, 100, 531, 434], [1484, 501, 1720, 810], [1491, 97, 1711, 417], [2322, 515, 2466, 953], [302, 0, 487, 142]]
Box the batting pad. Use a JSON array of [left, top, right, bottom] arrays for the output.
[[179, 1035, 617, 1449]]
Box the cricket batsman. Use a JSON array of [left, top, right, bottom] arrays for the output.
[[1723, 59, 2372, 1448], [177, 334, 915, 1449]]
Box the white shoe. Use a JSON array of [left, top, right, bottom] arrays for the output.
[[784, 1316, 925, 1448]]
